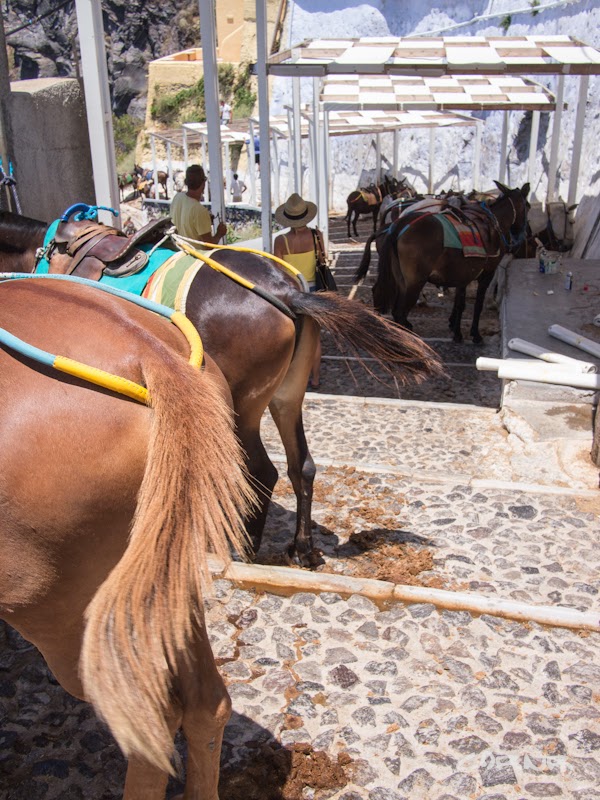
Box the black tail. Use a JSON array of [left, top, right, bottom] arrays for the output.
[[371, 226, 404, 315], [354, 228, 386, 283], [354, 231, 376, 282], [288, 290, 444, 385]]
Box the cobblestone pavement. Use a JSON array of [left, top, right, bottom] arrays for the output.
[[1, 230, 599, 799]]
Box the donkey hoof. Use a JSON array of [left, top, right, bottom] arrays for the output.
[[472, 335, 484, 345], [286, 545, 323, 569], [452, 333, 463, 344]]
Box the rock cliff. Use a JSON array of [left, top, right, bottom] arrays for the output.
[[4, 0, 199, 116]]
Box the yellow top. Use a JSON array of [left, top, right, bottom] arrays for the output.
[[279, 236, 317, 284]]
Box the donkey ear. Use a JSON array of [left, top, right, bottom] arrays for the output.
[[521, 182, 530, 198], [493, 180, 511, 195]]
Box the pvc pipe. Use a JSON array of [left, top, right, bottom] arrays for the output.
[[476, 357, 594, 374], [497, 362, 600, 389], [206, 557, 600, 633], [508, 338, 597, 372], [548, 324, 600, 360]]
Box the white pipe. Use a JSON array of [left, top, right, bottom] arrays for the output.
[[476, 357, 595, 374], [548, 324, 600, 360], [508, 337, 597, 373], [207, 557, 600, 632], [497, 362, 600, 389]]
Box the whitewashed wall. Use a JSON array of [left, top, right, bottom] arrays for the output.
[[269, 0, 600, 235]]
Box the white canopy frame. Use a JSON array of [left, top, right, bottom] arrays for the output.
[[256, 27, 600, 250]]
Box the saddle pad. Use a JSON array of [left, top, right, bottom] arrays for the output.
[[436, 213, 487, 257]]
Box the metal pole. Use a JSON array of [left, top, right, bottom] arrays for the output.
[[376, 132, 381, 183], [74, 0, 120, 224], [271, 132, 281, 208], [473, 121, 482, 192], [428, 128, 435, 194], [568, 75, 589, 208], [322, 109, 330, 252], [499, 110, 509, 184], [151, 135, 159, 200], [198, 0, 225, 236], [255, 0, 272, 250], [224, 141, 231, 203], [183, 127, 189, 173], [292, 77, 302, 193], [547, 75, 564, 204], [286, 106, 294, 196], [166, 141, 173, 198], [528, 110, 540, 198], [393, 129, 399, 179], [312, 77, 322, 226], [0, 9, 14, 211], [308, 116, 317, 206], [248, 119, 257, 206]]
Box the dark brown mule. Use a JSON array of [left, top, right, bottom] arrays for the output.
[[0, 277, 254, 798], [0, 212, 442, 566], [355, 181, 530, 344], [345, 176, 402, 238], [0, 209, 46, 271]]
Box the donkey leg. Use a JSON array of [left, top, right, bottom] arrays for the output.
[[470, 274, 493, 344], [352, 212, 359, 238], [268, 318, 320, 567], [174, 623, 231, 800], [449, 287, 466, 343], [237, 424, 278, 557]]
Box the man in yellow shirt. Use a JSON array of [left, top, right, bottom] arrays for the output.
[[170, 165, 227, 244]]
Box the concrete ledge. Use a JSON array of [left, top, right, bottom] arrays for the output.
[[208, 557, 600, 632]]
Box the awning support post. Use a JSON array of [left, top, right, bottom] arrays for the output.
[[255, 0, 272, 250], [568, 74, 588, 209], [547, 75, 564, 204], [198, 0, 225, 235]]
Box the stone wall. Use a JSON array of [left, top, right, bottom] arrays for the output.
[[10, 78, 94, 222]]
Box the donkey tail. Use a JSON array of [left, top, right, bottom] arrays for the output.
[[288, 290, 444, 385], [80, 347, 254, 774], [354, 229, 382, 283]]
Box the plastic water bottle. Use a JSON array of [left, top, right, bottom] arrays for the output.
[[564, 271, 573, 291]]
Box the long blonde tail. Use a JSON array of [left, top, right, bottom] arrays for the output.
[[80, 347, 254, 774]]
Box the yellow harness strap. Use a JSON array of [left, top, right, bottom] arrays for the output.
[[172, 234, 308, 291]]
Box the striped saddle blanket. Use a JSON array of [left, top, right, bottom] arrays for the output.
[[436, 211, 488, 258]]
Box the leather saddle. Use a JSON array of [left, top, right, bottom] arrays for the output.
[[46, 217, 175, 281]]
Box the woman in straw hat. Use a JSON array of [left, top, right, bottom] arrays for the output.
[[274, 193, 328, 389]]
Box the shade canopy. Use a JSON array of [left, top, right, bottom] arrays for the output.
[[321, 74, 557, 112], [269, 35, 600, 77]]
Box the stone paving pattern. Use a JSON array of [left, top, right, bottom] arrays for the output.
[[1, 228, 599, 799]]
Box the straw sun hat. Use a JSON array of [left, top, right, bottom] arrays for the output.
[[275, 193, 317, 228]]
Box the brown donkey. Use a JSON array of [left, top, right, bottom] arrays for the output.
[[0, 277, 254, 798]]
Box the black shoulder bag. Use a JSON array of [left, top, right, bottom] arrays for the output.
[[311, 229, 337, 292]]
